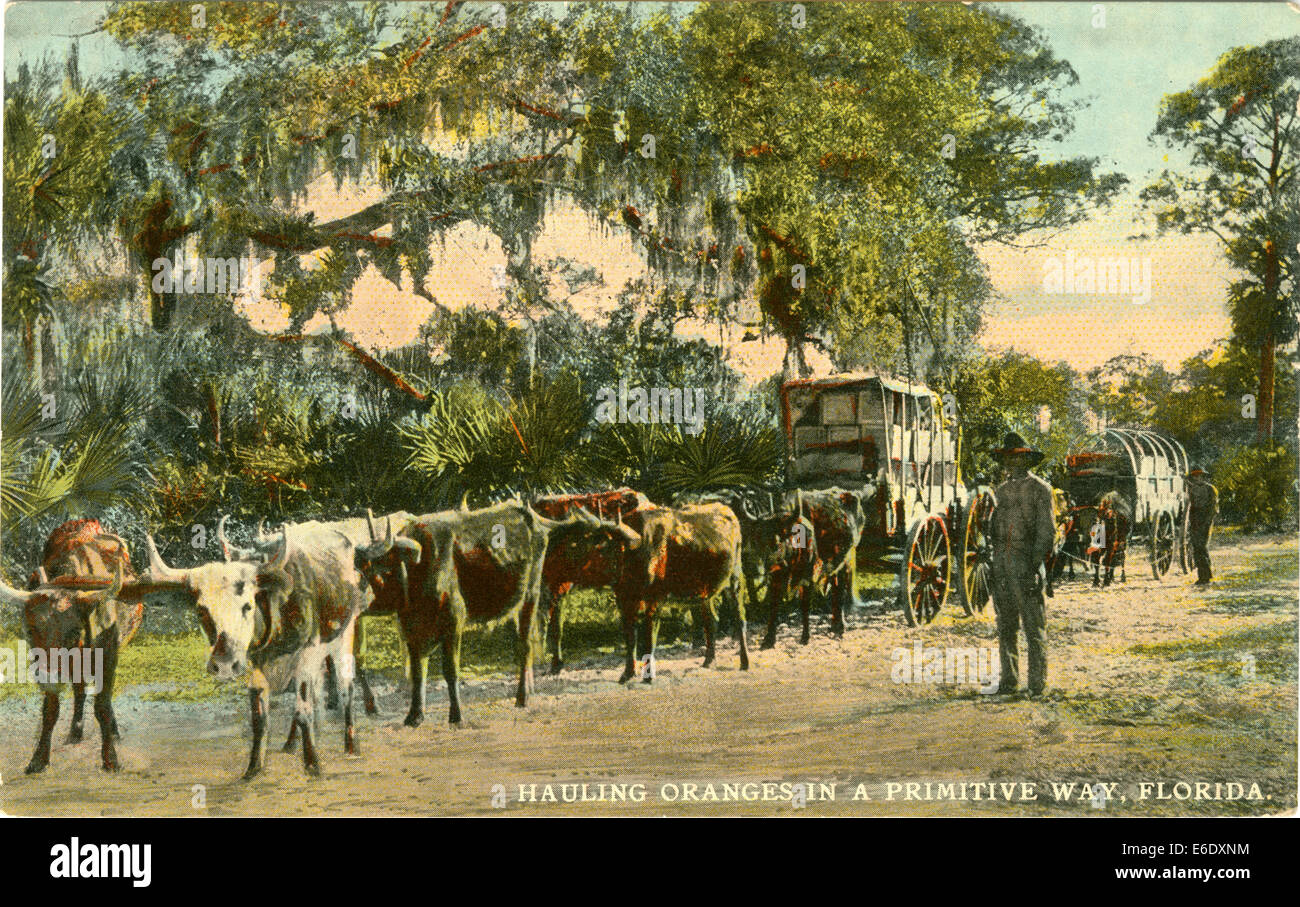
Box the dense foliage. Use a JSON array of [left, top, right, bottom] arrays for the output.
[[1, 2, 1296, 585]]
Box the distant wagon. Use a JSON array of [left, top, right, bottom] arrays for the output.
[[779, 373, 993, 625], [1062, 427, 1190, 581]]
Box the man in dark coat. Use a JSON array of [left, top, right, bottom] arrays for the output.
[[988, 432, 1056, 697], [1186, 465, 1219, 586]]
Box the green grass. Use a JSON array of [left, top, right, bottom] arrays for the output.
[[1, 567, 903, 702], [1127, 620, 1296, 685], [0, 623, 222, 702]]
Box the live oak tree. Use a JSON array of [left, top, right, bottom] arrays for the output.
[[633, 3, 1124, 383], [1141, 37, 1300, 441], [97, 0, 704, 361]]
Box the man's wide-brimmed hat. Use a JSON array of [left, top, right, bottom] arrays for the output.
[[1187, 464, 1209, 477], [991, 431, 1045, 466]]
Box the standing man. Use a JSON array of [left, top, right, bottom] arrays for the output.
[[1186, 465, 1218, 586], [988, 433, 1056, 697]]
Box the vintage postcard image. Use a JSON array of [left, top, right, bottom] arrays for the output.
[[0, 1, 1296, 819]]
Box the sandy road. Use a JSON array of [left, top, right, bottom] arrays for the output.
[[1, 534, 1295, 817]]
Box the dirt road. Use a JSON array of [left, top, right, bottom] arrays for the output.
[[2, 534, 1295, 817]]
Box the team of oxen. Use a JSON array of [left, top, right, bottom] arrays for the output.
[[0, 486, 874, 779]]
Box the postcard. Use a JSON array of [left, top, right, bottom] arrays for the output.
[[1, 1, 1296, 826]]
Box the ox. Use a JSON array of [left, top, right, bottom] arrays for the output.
[[0, 518, 142, 774], [707, 490, 820, 648], [1044, 488, 1072, 597], [355, 502, 636, 726], [531, 488, 652, 674], [610, 502, 748, 682], [218, 512, 413, 717], [144, 525, 369, 778], [1060, 492, 1131, 588], [758, 487, 871, 639]]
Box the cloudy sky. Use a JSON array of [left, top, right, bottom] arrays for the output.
[[5, 1, 1299, 380]]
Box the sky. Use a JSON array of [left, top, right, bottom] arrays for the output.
[[977, 1, 1300, 371], [4, 1, 1299, 381]]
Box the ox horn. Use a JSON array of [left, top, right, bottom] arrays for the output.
[[217, 513, 262, 561], [392, 535, 422, 564], [36, 566, 49, 586], [217, 514, 233, 562], [265, 526, 291, 572], [459, 491, 470, 513], [144, 533, 187, 584], [366, 508, 378, 542], [0, 575, 36, 609], [612, 521, 641, 550], [86, 562, 125, 605], [95, 532, 128, 556], [524, 503, 561, 531]]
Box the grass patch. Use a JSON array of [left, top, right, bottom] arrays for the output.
[[0, 626, 224, 702], [1128, 620, 1296, 684]]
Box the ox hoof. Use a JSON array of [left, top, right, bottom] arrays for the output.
[[799, 633, 811, 646], [363, 702, 378, 716], [739, 657, 750, 672], [403, 712, 424, 728], [65, 728, 84, 745], [282, 740, 299, 754], [702, 656, 715, 669], [760, 637, 776, 651], [102, 759, 121, 773], [25, 759, 48, 775], [618, 670, 635, 684], [641, 676, 654, 685], [242, 764, 263, 781], [304, 764, 322, 779], [550, 660, 564, 676]]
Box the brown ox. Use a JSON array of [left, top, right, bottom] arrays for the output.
[[723, 492, 820, 648], [0, 518, 142, 774], [354, 503, 637, 726], [532, 488, 652, 674], [612, 502, 748, 683]]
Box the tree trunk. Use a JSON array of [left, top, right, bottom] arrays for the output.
[[22, 317, 35, 370], [782, 337, 810, 384], [1257, 238, 1280, 441], [148, 272, 179, 330], [1257, 331, 1275, 442]]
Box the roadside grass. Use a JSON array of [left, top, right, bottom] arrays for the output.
[[0, 563, 903, 702], [1060, 577, 1296, 731]]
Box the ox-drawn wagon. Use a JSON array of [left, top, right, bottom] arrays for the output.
[[779, 373, 992, 626], [1060, 427, 1190, 583]]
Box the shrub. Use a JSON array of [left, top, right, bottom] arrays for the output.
[[1212, 441, 1298, 530]]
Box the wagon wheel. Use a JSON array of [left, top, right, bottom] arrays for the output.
[[1149, 510, 1176, 580], [899, 515, 951, 626], [960, 491, 995, 616], [1177, 507, 1191, 574]]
